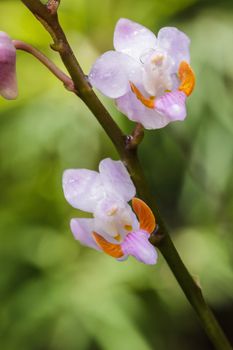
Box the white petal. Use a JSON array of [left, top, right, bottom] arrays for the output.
[[62, 169, 104, 212], [158, 27, 190, 71], [114, 18, 157, 61], [70, 218, 101, 250], [99, 158, 136, 201], [116, 90, 171, 129], [94, 198, 137, 238], [89, 50, 141, 98]]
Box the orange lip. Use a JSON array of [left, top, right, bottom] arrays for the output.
[[178, 61, 195, 96], [132, 197, 156, 235], [130, 82, 155, 109], [93, 232, 124, 258]]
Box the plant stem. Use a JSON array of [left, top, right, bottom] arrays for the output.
[[20, 1, 232, 349], [21, 0, 126, 157], [126, 123, 144, 150], [13, 39, 75, 91]]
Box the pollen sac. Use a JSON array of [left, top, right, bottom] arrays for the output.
[[0, 32, 18, 100]]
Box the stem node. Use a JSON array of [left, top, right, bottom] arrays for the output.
[[126, 123, 144, 150], [47, 0, 60, 15]]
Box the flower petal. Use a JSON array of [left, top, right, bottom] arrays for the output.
[[114, 18, 157, 61], [89, 50, 141, 98], [0, 32, 17, 100], [156, 90, 187, 121], [93, 232, 124, 258], [132, 198, 156, 234], [158, 27, 190, 71], [99, 158, 136, 201], [130, 82, 155, 109], [122, 230, 157, 264], [94, 198, 138, 239], [116, 90, 171, 130], [62, 169, 104, 212], [178, 61, 195, 96], [70, 218, 101, 250]]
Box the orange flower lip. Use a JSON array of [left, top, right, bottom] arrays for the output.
[[132, 197, 156, 234], [178, 61, 195, 96], [129, 60, 195, 111], [92, 232, 124, 258], [130, 82, 155, 109]]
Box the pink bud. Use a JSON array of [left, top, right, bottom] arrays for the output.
[[0, 32, 17, 100]]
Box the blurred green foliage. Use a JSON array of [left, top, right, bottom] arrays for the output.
[[0, 1, 233, 349]]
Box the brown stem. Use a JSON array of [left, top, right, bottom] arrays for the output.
[[126, 123, 144, 150], [21, 0, 126, 157], [13, 39, 75, 92], [19, 2, 233, 349]]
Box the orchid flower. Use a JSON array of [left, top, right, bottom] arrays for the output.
[[63, 158, 157, 264], [89, 18, 195, 129], [0, 32, 17, 100]]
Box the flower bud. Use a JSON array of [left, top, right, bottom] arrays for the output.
[[0, 32, 17, 100]]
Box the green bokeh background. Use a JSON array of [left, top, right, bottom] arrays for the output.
[[0, 1, 233, 349]]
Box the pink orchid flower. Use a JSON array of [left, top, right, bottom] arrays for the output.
[[63, 158, 157, 264], [89, 18, 195, 129], [0, 32, 17, 100]]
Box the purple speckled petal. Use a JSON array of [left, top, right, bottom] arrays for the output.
[[89, 50, 141, 98], [0, 32, 17, 100], [156, 90, 187, 121], [62, 169, 104, 212], [99, 158, 136, 201], [116, 90, 171, 130], [114, 18, 157, 61], [158, 27, 190, 71], [122, 230, 157, 265], [70, 218, 101, 250]]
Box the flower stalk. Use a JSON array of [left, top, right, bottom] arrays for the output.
[[13, 40, 75, 92], [19, 1, 232, 349]]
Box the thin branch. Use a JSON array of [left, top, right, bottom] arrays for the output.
[[19, 1, 232, 349], [21, 0, 126, 157], [13, 40, 75, 92]]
